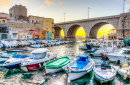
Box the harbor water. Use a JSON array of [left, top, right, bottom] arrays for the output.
[[0, 42, 130, 85]]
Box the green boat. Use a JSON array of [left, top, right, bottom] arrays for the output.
[[8, 52, 17, 56], [45, 57, 70, 74]]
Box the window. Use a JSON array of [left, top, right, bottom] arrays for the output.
[[46, 20, 48, 22], [3, 20, 5, 23], [31, 52, 46, 59], [2, 34, 7, 39], [46, 28, 48, 30], [13, 34, 17, 38], [35, 31, 38, 33], [46, 24, 48, 26]]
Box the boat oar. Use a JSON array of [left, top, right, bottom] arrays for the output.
[[67, 67, 70, 83]]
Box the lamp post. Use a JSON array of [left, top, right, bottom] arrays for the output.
[[123, 0, 126, 39], [88, 7, 91, 19], [123, 0, 126, 13]]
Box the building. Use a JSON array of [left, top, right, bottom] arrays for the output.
[[28, 15, 43, 23], [9, 4, 27, 19], [29, 29, 39, 39], [42, 18, 54, 39], [0, 24, 9, 40], [108, 33, 117, 40]]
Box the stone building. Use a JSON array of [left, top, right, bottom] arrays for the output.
[[9, 4, 27, 19], [28, 15, 43, 23]]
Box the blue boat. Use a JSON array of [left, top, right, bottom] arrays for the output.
[[63, 54, 94, 81], [2, 55, 29, 69]]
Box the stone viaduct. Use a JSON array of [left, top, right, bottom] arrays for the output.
[[54, 13, 130, 42]]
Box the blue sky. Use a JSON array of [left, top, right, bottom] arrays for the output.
[[0, 0, 130, 23]]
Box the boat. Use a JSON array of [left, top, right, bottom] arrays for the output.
[[106, 48, 130, 63], [2, 55, 29, 69], [0, 52, 17, 63], [45, 57, 70, 74], [31, 44, 44, 48], [94, 61, 116, 83], [112, 63, 130, 79], [63, 54, 93, 81], [79, 43, 88, 50], [5, 48, 28, 52], [21, 48, 57, 71], [0, 52, 10, 63]]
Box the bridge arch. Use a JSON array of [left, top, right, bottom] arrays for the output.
[[89, 22, 117, 38], [65, 24, 86, 42], [54, 26, 64, 39]]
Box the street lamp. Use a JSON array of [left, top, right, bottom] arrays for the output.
[[88, 7, 91, 19], [123, 0, 126, 13], [123, 0, 126, 39]]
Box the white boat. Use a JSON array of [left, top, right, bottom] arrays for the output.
[[0, 52, 10, 63], [112, 65, 130, 79], [106, 48, 130, 63], [92, 46, 121, 57], [79, 45, 87, 50], [21, 48, 57, 71], [2, 55, 29, 69], [31, 44, 44, 48], [94, 61, 116, 83], [63, 54, 93, 81]]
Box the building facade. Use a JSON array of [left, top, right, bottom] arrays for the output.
[[0, 24, 9, 40], [28, 15, 43, 23], [9, 4, 27, 19], [42, 18, 54, 39]]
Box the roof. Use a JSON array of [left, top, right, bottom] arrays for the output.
[[76, 54, 88, 58], [31, 48, 48, 54]]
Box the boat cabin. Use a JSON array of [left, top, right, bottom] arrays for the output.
[[74, 54, 90, 69], [101, 61, 111, 70], [30, 48, 48, 59]]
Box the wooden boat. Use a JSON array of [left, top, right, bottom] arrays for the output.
[[21, 48, 57, 71], [94, 61, 116, 83], [5, 48, 28, 52], [45, 57, 70, 74], [2, 55, 29, 69], [63, 54, 93, 81]]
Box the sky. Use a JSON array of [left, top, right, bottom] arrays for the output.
[[0, 0, 130, 37]]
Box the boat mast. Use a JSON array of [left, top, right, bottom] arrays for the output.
[[112, 28, 115, 53]]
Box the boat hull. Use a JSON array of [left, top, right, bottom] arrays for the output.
[[45, 68, 62, 74], [21, 57, 57, 71], [67, 65, 93, 81], [6, 48, 28, 52], [94, 72, 115, 83], [107, 55, 130, 62]]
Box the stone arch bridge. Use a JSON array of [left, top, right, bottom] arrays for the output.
[[54, 13, 130, 42]]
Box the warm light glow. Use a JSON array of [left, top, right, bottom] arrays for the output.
[[75, 27, 86, 36], [61, 30, 64, 37], [97, 24, 116, 38]]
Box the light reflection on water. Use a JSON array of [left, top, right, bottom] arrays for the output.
[[0, 42, 129, 85]]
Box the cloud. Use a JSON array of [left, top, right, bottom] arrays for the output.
[[126, 4, 130, 7], [21, 0, 27, 3], [44, 0, 53, 6], [0, 0, 15, 7], [40, 5, 46, 8]]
